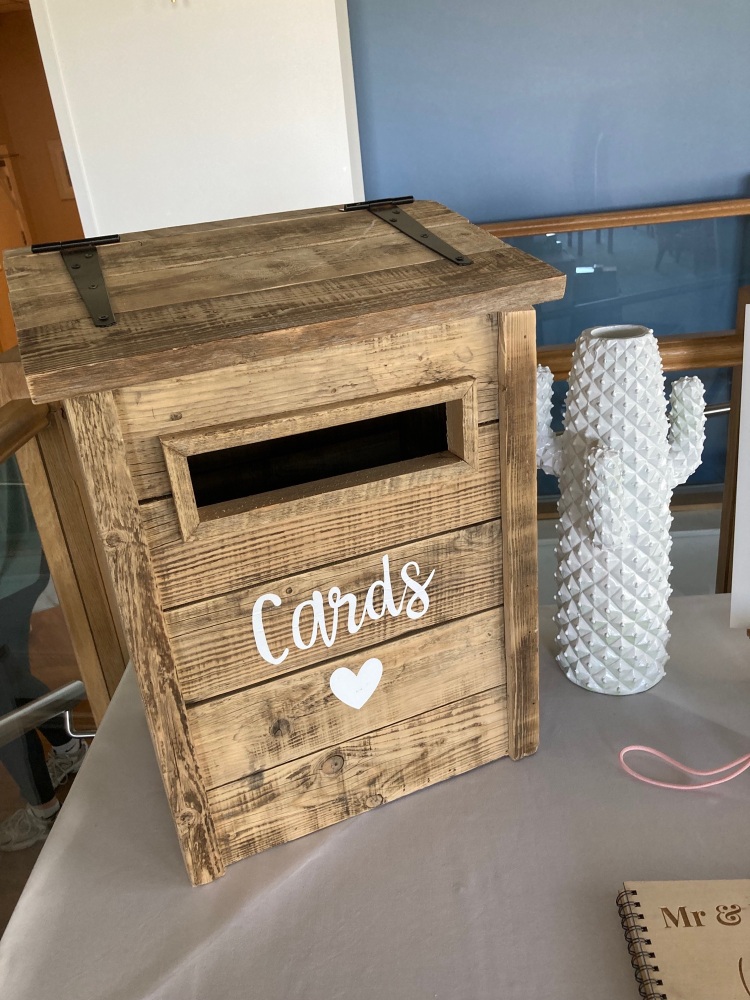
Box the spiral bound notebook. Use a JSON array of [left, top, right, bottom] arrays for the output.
[[617, 880, 750, 999]]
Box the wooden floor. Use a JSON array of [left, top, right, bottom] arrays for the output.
[[0, 605, 95, 939]]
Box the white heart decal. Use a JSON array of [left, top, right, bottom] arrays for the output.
[[329, 658, 383, 710]]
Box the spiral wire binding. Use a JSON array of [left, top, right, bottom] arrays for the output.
[[616, 889, 667, 999]]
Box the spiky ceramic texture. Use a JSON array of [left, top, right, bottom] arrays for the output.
[[538, 326, 706, 694]]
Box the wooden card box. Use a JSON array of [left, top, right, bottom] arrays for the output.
[[5, 201, 564, 884]]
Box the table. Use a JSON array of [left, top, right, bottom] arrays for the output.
[[1, 595, 748, 999]]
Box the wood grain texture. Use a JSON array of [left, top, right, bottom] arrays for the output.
[[6, 201, 563, 403], [201, 452, 467, 526], [209, 685, 509, 863], [142, 421, 502, 608], [188, 608, 504, 789], [64, 391, 223, 885], [13, 435, 112, 723], [160, 441, 200, 542], [19, 259, 562, 404], [160, 377, 477, 538], [167, 520, 503, 703], [497, 310, 539, 760], [117, 316, 498, 501], [482, 197, 750, 238], [161, 377, 475, 458], [39, 409, 129, 697], [5, 199, 568, 874], [7, 202, 459, 283], [11, 217, 493, 309], [446, 381, 478, 468]]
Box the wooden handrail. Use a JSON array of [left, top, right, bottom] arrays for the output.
[[481, 201, 748, 379], [0, 346, 29, 406], [538, 329, 744, 381], [482, 197, 750, 238], [0, 398, 50, 463]]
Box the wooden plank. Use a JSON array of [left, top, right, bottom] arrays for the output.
[[142, 421, 502, 608], [6, 201, 460, 287], [38, 409, 129, 697], [446, 381, 478, 469], [9, 221, 503, 328], [0, 347, 29, 404], [538, 330, 743, 382], [497, 310, 539, 760], [716, 367, 742, 593], [118, 316, 499, 501], [11, 247, 564, 403], [161, 377, 475, 457], [64, 391, 223, 885], [188, 607, 504, 789], [197, 452, 466, 526], [160, 378, 478, 539], [482, 197, 750, 238], [161, 441, 200, 543], [0, 398, 49, 463], [13, 435, 112, 724], [716, 286, 749, 593], [209, 685, 509, 864], [167, 520, 503, 703]]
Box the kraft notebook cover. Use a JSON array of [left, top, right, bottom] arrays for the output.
[[617, 880, 750, 999]]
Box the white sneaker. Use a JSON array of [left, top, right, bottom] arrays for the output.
[[0, 805, 55, 852], [47, 739, 88, 789]]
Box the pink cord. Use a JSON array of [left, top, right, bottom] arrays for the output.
[[619, 745, 750, 790]]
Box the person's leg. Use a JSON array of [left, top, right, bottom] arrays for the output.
[[1, 554, 50, 658], [3, 661, 88, 793], [0, 684, 61, 850], [0, 710, 57, 806], [0, 556, 65, 848]]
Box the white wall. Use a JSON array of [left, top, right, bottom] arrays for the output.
[[30, 0, 363, 235], [730, 305, 750, 628]]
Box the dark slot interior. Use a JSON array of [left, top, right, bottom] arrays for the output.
[[188, 402, 449, 508]]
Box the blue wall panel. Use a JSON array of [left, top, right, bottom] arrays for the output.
[[347, 0, 750, 223]]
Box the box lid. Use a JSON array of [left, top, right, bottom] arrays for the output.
[[5, 201, 564, 403]]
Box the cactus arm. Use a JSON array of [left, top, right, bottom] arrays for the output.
[[585, 446, 626, 548], [668, 376, 706, 488], [536, 365, 564, 478]]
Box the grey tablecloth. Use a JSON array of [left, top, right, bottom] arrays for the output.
[[1, 595, 748, 999]]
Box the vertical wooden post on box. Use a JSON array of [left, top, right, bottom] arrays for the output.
[[497, 310, 540, 759], [41, 408, 129, 697], [0, 348, 128, 723], [65, 391, 223, 885]]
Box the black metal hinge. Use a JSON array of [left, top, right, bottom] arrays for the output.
[[341, 196, 472, 266], [31, 234, 120, 327]]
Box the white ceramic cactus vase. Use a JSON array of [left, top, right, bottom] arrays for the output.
[[537, 325, 706, 694]]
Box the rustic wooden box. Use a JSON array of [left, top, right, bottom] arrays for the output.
[[6, 202, 564, 884]]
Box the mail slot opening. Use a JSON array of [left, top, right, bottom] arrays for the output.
[[188, 402, 453, 510]]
